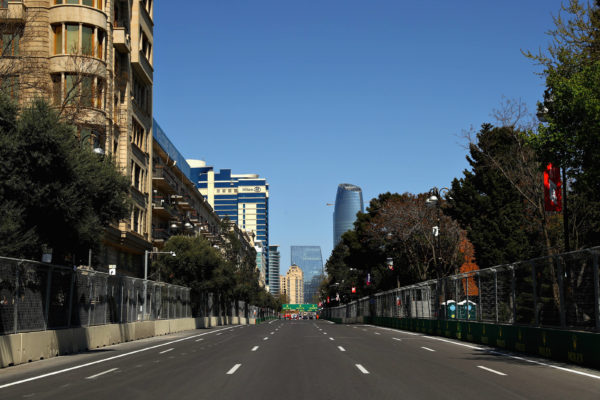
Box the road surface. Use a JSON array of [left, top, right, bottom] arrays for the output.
[[1, 320, 599, 399]]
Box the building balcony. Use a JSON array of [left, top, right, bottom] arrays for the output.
[[0, 1, 25, 21], [49, 3, 107, 28], [132, 51, 153, 85], [130, 187, 147, 208], [152, 227, 169, 243], [152, 165, 178, 195], [152, 197, 179, 220], [113, 27, 131, 53]]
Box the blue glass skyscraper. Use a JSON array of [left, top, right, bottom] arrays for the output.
[[189, 160, 269, 274], [291, 246, 323, 303], [333, 183, 364, 246]]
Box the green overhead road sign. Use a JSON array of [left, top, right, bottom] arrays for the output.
[[282, 304, 318, 312]]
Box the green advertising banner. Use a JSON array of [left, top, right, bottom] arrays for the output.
[[282, 304, 318, 312]]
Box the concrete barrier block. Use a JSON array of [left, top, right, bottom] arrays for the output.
[[120, 323, 136, 342], [249, 318, 256, 325], [134, 321, 155, 340], [20, 331, 54, 364], [0, 334, 20, 367], [155, 320, 170, 336]]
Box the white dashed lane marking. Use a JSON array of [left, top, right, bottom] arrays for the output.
[[159, 348, 173, 355], [478, 366, 506, 376], [356, 364, 369, 374], [251, 346, 259, 352], [337, 346, 346, 352], [85, 368, 118, 380], [421, 347, 435, 352], [227, 364, 242, 375]]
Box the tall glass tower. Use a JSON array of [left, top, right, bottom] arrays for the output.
[[333, 183, 364, 246], [291, 246, 323, 303], [268, 245, 280, 295]]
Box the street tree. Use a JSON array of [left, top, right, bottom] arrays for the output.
[[0, 95, 129, 263]]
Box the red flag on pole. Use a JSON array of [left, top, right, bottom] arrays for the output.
[[544, 163, 562, 212]]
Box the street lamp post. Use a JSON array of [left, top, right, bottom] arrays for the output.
[[426, 187, 449, 278], [143, 250, 176, 319]]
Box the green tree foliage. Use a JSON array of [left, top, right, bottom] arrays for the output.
[[156, 234, 278, 315], [0, 95, 129, 262], [525, 0, 600, 248], [322, 192, 465, 306], [446, 124, 546, 268]]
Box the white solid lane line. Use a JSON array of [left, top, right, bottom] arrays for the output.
[[374, 332, 381, 335], [421, 347, 435, 352], [216, 333, 222, 336], [227, 364, 242, 375], [251, 346, 259, 352], [356, 364, 370, 374], [85, 368, 118, 380], [195, 338, 204, 342], [337, 346, 346, 352], [478, 366, 507, 376], [0, 326, 238, 390], [159, 348, 174, 354]]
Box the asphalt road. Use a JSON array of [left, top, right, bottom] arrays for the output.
[[1, 320, 599, 399]]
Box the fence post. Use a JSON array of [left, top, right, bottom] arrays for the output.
[[67, 270, 75, 328], [13, 263, 19, 334], [44, 266, 53, 330], [531, 261, 539, 326], [511, 265, 517, 325], [104, 277, 108, 325], [592, 251, 599, 332], [454, 278, 459, 320], [466, 273, 469, 320], [87, 275, 93, 326], [494, 269, 498, 324], [556, 256, 567, 328], [477, 272, 482, 322]]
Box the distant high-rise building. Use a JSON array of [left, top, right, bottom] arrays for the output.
[[255, 241, 267, 288], [291, 246, 323, 303], [333, 183, 364, 246], [268, 245, 281, 295], [189, 160, 269, 271], [284, 265, 304, 304]]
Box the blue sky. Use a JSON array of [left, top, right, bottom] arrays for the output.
[[153, 0, 564, 272]]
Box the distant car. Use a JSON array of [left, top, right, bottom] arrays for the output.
[[303, 315, 308, 320]]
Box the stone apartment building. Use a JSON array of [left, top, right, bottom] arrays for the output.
[[1, 0, 154, 275]]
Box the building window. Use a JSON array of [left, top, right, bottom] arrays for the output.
[[52, 23, 105, 59], [54, 0, 103, 10], [81, 25, 94, 56], [0, 33, 20, 57], [79, 127, 105, 152], [52, 25, 62, 54], [0, 75, 19, 101], [131, 161, 144, 192], [52, 72, 104, 109], [65, 24, 78, 54], [131, 118, 146, 151]]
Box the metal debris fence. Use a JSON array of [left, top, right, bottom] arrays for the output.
[[0, 256, 193, 335], [322, 247, 600, 332]]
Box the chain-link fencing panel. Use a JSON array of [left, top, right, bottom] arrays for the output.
[[562, 250, 597, 330], [47, 267, 72, 329], [514, 262, 534, 325], [0, 259, 16, 334], [533, 256, 562, 327]]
